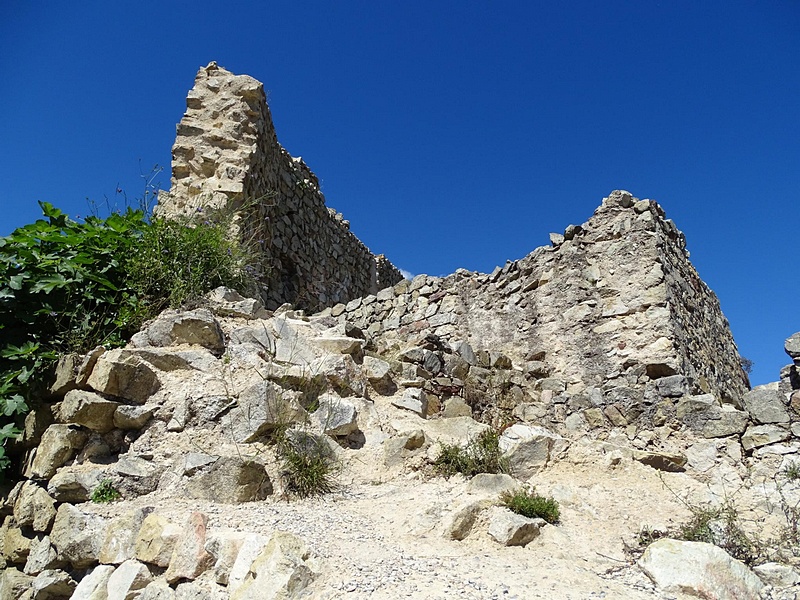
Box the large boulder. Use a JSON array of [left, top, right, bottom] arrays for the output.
[[56, 390, 120, 432], [86, 350, 160, 404], [132, 309, 225, 353], [185, 457, 273, 503], [50, 504, 106, 569], [28, 425, 88, 480], [164, 513, 213, 584], [13, 482, 56, 532], [742, 385, 790, 424], [220, 381, 305, 444], [487, 507, 545, 547], [499, 424, 568, 479], [638, 539, 764, 599]]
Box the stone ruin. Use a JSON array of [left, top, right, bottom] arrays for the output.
[[3, 63, 800, 599], [156, 62, 403, 312]]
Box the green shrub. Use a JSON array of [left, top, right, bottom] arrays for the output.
[[433, 429, 509, 478], [0, 201, 256, 477], [678, 502, 757, 564], [501, 489, 560, 524], [91, 479, 122, 503], [782, 462, 800, 481], [276, 430, 339, 499]]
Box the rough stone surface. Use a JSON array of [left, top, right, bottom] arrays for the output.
[[106, 559, 153, 600], [100, 508, 152, 565], [487, 507, 545, 547], [135, 309, 226, 353], [50, 504, 106, 569], [13, 482, 56, 532], [156, 63, 402, 312], [741, 424, 791, 451], [56, 390, 119, 433], [86, 350, 161, 404], [499, 424, 568, 479], [230, 531, 319, 600], [638, 539, 764, 599], [0, 568, 33, 600], [135, 514, 182, 568], [29, 425, 88, 480], [311, 394, 359, 436], [742, 385, 791, 424], [392, 388, 429, 417], [30, 569, 76, 600], [70, 565, 115, 600], [185, 457, 273, 503], [164, 512, 213, 584]]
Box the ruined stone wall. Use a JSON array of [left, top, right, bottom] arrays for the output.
[[156, 63, 403, 312], [323, 191, 749, 411]]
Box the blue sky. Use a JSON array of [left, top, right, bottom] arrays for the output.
[[1, 2, 798, 385]]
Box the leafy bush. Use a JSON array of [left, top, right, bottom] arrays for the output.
[[433, 429, 509, 478], [91, 479, 122, 503], [0, 201, 256, 476], [501, 488, 561, 524], [276, 430, 339, 498]]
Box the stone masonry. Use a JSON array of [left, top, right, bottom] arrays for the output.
[[156, 62, 403, 312]]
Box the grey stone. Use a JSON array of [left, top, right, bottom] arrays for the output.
[[24, 536, 64, 576], [752, 562, 800, 588], [741, 424, 791, 451], [207, 286, 268, 319], [100, 508, 153, 565], [230, 531, 319, 600], [311, 394, 358, 436], [57, 390, 119, 432], [185, 457, 272, 503], [686, 406, 750, 438], [499, 424, 568, 479], [655, 375, 689, 398], [70, 565, 115, 600], [31, 569, 76, 600], [164, 512, 213, 584], [0, 568, 33, 600], [742, 385, 790, 424], [443, 499, 492, 541], [114, 456, 163, 497], [14, 482, 56, 532], [638, 539, 763, 599], [50, 504, 106, 569], [392, 388, 429, 417], [140, 580, 176, 600], [204, 530, 248, 585], [135, 514, 182, 568], [362, 356, 391, 381], [86, 350, 160, 404], [140, 309, 225, 352], [487, 507, 545, 547], [29, 424, 89, 480], [48, 353, 81, 397], [220, 380, 305, 444], [113, 405, 154, 430], [47, 468, 104, 503], [106, 559, 152, 600], [785, 332, 800, 360]]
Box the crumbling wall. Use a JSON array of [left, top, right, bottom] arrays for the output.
[[156, 62, 403, 311], [324, 191, 749, 412]]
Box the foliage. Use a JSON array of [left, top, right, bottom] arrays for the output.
[[0, 201, 256, 477], [433, 429, 509, 478], [678, 501, 758, 564], [91, 479, 122, 503], [740, 356, 754, 376], [275, 429, 339, 499], [500, 488, 561, 524], [782, 462, 800, 482]]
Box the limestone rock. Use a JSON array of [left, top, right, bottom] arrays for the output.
[[312, 335, 363, 355], [29, 424, 88, 480], [654, 375, 689, 398], [106, 559, 153, 600], [70, 565, 115, 600], [741, 424, 791, 451], [204, 530, 248, 585], [135, 514, 182, 568], [311, 394, 358, 436], [185, 457, 272, 503], [443, 499, 492, 540], [48, 353, 81, 397], [114, 456, 164, 497], [685, 405, 750, 438], [2, 520, 31, 564], [139, 580, 175, 600], [230, 531, 319, 600], [220, 380, 305, 443], [100, 508, 153, 565], [56, 390, 119, 432], [227, 533, 269, 595], [174, 580, 228, 600], [785, 332, 800, 361], [487, 507, 545, 547], [207, 287, 268, 319], [24, 536, 63, 576], [315, 353, 366, 397], [31, 569, 76, 600], [47, 467, 104, 503], [86, 350, 160, 404], [113, 405, 154, 430], [0, 568, 33, 600], [14, 482, 56, 532], [392, 388, 429, 417], [135, 308, 225, 352], [164, 512, 213, 584], [752, 562, 800, 588], [742, 385, 791, 424], [50, 504, 106, 569], [631, 449, 687, 472], [499, 424, 568, 479], [362, 356, 391, 382], [638, 539, 764, 599]]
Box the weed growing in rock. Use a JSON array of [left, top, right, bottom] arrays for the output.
[[782, 462, 800, 481], [678, 500, 758, 564], [501, 488, 560, 524], [433, 429, 509, 478], [275, 429, 339, 498], [91, 479, 122, 503]]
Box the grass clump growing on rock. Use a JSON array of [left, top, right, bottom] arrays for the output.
[[678, 501, 758, 564], [276, 430, 340, 499], [433, 429, 509, 478], [501, 489, 561, 524]]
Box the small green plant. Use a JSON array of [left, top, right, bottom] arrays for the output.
[[500, 488, 561, 524], [678, 501, 757, 564], [433, 429, 509, 478], [782, 462, 800, 481], [275, 429, 339, 498], [91, 479, 122, 503]]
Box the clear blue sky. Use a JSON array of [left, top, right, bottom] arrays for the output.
[[1, 2, 798, 386]]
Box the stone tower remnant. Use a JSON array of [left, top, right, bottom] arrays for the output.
[[156, 62, 403, 312]]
